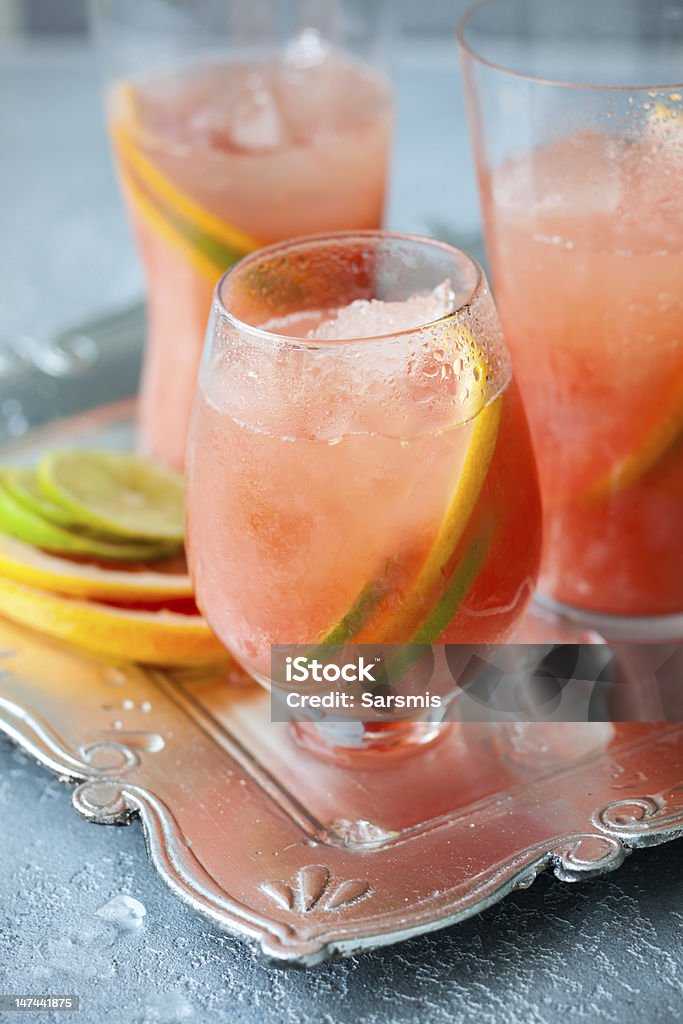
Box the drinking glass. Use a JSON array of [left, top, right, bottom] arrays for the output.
[[458, 0, 683, 638], [185, 231, 542, 759], [90, 0, 394, 469]]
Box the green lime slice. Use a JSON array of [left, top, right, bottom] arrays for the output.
[[313, 392, 501, 648], [3, 467, 80, 528], [38, 450, 185, 543], [408, 520, 493, 644], [0, 480, 172, 562]]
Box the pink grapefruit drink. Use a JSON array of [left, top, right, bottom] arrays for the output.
[[458, 0, 683, 629], [108, 37, 393, 469], [483, 123, 683, 618], [185, 234, 541, 700]]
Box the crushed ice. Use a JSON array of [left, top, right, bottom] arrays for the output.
[[307, 280, 456, 341], [96, 893, 147, 931]]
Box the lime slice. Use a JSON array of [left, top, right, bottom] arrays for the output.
[[317, 333, 502, 646], [38, 450, 185, 543], [383, 519, 495, 683], [0, 480, 171, 562], [3, 467, 81, 528], [408, 517, 495, 644], [377, 395, 502, 643]]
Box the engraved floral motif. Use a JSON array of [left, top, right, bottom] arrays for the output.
[[593, 783, 683, 836], [261, 866, 372, 914]]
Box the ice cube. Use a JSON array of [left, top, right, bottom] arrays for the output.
[[190, 72, 287, 153], [283, 27, 330, 69], [96, 893, 147, 931], [276, 41, 352, 141], [494, 133, 623, 217], [308, 280, 456, 341]]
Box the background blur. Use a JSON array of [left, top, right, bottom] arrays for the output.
[[2, 0, 475, 37]]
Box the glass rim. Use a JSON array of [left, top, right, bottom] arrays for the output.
[[214, 230, 486, 350], [456, 0, 683, 92]]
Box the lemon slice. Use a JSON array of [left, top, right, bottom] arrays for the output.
[[587, 406, 683, 499], [110, 81, 259, 282], [0, 534, 192, 602], [0, 576, 225, 666], [0, 480, 172, 562], [38, 450, 185, 543]]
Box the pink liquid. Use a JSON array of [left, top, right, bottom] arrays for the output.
[[186, 295, 541, 683], [483, 130, 683, 616], [110, 49, 393, 468]]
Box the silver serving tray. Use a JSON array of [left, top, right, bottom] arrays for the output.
[[1, 402, 682, 966]]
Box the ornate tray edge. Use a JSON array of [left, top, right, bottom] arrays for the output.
[[2, 687, 682, 966]]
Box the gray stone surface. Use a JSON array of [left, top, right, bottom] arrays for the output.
[[1, 736, 682, 1024], [0, 37, 682, 1024]]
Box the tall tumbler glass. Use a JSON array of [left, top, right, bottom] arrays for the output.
[[90, 0, 394, 469], [458, 0, 683, 637]]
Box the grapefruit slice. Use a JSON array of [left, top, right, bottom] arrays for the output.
[[0, 534, 193, 602], [38, 449, 185, 543], [0, 577, 225, 666]]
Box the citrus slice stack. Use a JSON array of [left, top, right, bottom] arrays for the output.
[[38, 449, 186, 542], [0, 477, 172, 561], [0, 576, 224, 666], [0, 534, 193, 602], [0, 449, 226, 666]]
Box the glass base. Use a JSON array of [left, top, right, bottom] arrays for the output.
[[534, 593, 683, 642], [494, 722, 615, 771], [292, 720, 450, 765]]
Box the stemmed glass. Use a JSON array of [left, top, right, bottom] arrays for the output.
[[185, 231, 542, 759]]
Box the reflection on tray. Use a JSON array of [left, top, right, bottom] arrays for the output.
[[166, 665, 678, 849]]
